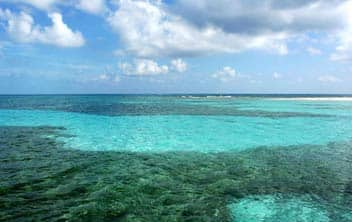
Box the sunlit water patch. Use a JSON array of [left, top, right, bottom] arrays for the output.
[[0, 109, 352, 152], [229, 194, 330, 222]]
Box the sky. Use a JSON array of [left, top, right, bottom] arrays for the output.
[[0, 0, 351, 94]]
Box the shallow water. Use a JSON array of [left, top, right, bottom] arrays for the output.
[[229, 194, 336, 222], [0, 95, 352, 221], [1, 95, 352, 152]]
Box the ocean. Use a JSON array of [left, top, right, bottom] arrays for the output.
[[0, 95, 351, 221]]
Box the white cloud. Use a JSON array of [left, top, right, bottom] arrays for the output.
[[0, 10, 85, 47], [107, 0, 289, 58], [135, 59, 169, 75], [9, 0, 61, 10], [212, 66, 236, 82], [119, 58, 187, 76], [318, 75, 341, 83], [120, 59, 169, 76], [306, 47, 322, 55], [4, 0, 352, 62], [330, 1, 352, 61], [85, 73, 120, 83], [3, 0, 106, 15], [98, 74, 109, 80], [273, 72, 282, 79], [76, 0, 106, 15], [100, 73, 120, 82], [171, 58, 187, 72], [174, 0, 346, 35], [107, 0, 352, 59]]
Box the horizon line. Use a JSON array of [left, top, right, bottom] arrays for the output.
[[1, 93, 352, 96]]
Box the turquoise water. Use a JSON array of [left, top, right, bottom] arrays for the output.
[[1, 96, 352, 152], [0, 95, 352, 221], [229, 194, 331, 222]]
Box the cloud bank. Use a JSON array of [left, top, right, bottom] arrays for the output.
[[107, 0, 289, 58], [1, 0, 352, 62], [107, 0, 352, 60]]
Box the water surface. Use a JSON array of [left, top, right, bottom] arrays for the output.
[[0, 95, 351, 221]]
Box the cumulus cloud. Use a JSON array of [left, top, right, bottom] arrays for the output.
[[212, 66, 236, 82], [120, 59, 169, 76], [0, 9, 85, 47], [106, 0, 352, 60], [76, 0, 106, 15], [173, 0, 345, 35], [318, 75, 341, 83], [171, 58, 187, 72], [175, 0, 352, 62], [107, 0, 289, 58], [119, 58, 188, 76], [2, 0, 352, 63]]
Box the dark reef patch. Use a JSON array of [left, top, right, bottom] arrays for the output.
[[0, 126, 351, 221], [0, 95, 336, 118]]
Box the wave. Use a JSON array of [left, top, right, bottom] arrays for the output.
[[181, 95, 233, 99], [270, 97, 352, 101]]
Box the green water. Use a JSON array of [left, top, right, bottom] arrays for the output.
[[0, 95, 351, 221]]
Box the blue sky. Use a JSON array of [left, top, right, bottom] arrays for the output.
[[0, 0, 351, 94]]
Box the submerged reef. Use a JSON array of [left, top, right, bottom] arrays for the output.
[[0, 126, 351, 221], [0, 95, 336, 118]]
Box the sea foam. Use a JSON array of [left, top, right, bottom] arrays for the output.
[[271, 97, 352, 101]]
